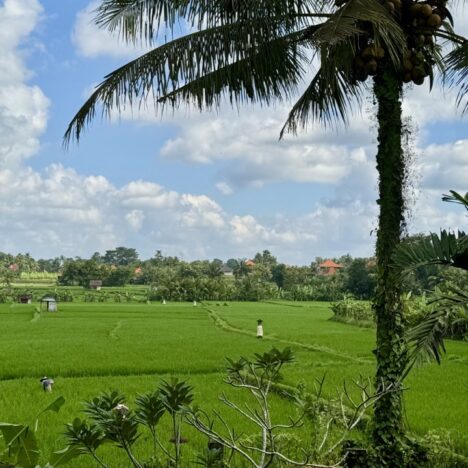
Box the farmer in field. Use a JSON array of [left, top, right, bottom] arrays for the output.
[[40, 376, 54, 392], [257, 319, 263, 339]]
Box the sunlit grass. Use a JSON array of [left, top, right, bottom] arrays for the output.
[[1, 301, 466, 466]]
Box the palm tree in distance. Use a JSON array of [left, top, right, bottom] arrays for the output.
[[65, 1, 468, 464]]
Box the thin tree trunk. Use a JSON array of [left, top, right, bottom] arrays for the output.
[[372, 60, 407, 466]]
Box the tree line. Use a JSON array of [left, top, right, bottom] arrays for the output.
[[1, 246, 464, 302]]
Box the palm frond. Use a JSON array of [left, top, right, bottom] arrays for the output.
[[442, 190, 468, 210], [443, 39, 468, 114], [64, 21, 307, 145], [406, 309, 447, 367], [312, 0, 405, 65], [96, 0, 327, 42], [280, 62, 362, 135], [393, 230, 468, 271], [159, 34, 307, 108], [405, 285, 468, 372], [96, 0, 182, 43]]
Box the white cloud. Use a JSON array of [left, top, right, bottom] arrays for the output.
[[216, 181, 233, 195], [1, 0, 466, 263], [158, 105, 374, 190], [125, 210, 145, 231], [0, 0, 49, 168], [73, 1, 148, 59]]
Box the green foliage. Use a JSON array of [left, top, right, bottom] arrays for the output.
[[343, 259, 376, 300], [395, 190, 468, 371], [393, 231, 468, 272], [0, 396, 65, 468], [331, 296, 374, 325], [61, 383, 193, 468]]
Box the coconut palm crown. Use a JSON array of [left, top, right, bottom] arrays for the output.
[[65, 1, 468, 465]]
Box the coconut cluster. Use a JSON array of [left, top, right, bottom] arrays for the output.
[[345, 0, 449, 85]]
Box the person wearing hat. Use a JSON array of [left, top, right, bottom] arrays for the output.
[[40, 377, 54, 392]]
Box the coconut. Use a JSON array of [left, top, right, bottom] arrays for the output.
[[361, 46, 374, 60], [427, 13, 442, 28], [412, 70, 425, 85], [414, 34, 426, 47], [410, 3, 423, 16], [420, 4, 433, 17], [433, 7, 447, 20], [374, 46, 385, 60], [386, 1, 395, 13], [403, 58, 414, 71], [403, 72, 413, 83], [364, 59, 378, 76], [391, 0, 402, 10], [355, 56, 365, 68]]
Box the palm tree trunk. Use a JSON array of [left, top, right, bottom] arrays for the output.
[[372, 61, 407, 466]]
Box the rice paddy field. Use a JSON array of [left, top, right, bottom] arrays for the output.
[[0, 301, 467, 466]]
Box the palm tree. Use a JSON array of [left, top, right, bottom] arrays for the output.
[[65, 1, 468, 463]]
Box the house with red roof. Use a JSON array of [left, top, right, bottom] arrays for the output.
[[318, 260, 343, 276]]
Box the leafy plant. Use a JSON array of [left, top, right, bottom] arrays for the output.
[[135, 390, 166, 459], [394, 190, 468, 373], [58, 383, 193, 468], [0, 396, 65, 468], [186, 347, 393, 468], [159, 378, 194, 466]]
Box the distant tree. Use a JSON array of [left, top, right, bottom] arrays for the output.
[[336, 254, 353, 268], [271, 264, 286, 288], [233, 260, 250, 279], [39, 258, 62, 273], [0, 266, 16, 289], [344, 259, 376, 299], [90, 251, 103, 263], [59, 260, 105, 287], [0, 252, 14, 268], [206, 261, 223, 279], [15, 253, 37, 273], [104, 266, 134, 286], [226, 258, 239, 271], [253, 250, 277, 268], [283, 266, 313, 289], [103, 247, 139, 266]]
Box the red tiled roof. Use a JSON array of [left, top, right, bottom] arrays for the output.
[[319, 260, 343, 268]]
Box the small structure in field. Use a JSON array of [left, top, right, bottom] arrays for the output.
[[256, 319, 264, 339], [41, 296, 57, 312], [318, 260, 343, 276], [89, 280, 102, 290], [221, 265, 233, 276], [18, 294, 32, 304]]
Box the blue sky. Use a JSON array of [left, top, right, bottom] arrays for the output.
[[0, 0, 466, 264]]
